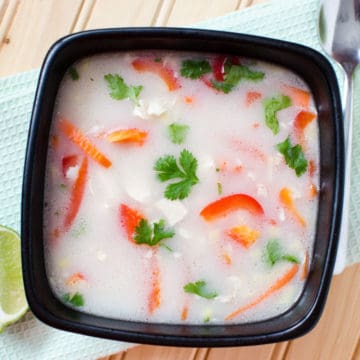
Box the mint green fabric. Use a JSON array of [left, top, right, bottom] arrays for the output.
[[0, 0, 358, 358]]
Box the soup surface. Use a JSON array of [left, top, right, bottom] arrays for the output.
[[44, 51, 319, 324]]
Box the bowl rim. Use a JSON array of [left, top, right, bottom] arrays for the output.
[[21, 27, 344, 347]]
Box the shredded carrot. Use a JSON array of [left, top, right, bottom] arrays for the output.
[[253, 122, 260, 129], [309, 183, 318, 199], [283, 85, 310, 109], [181, 305, 189, 320], [148, 255, 161, 314], [246, 91, 262, 107], [225, 264, 299, 320], [58, 118, 112, 168], [66, 272, 85, 285], [222, 252, 232, 265], [50, 135, 59, 149], [119, 204, 144, 242], [232, 140, 266, 162], [279, 187, 306, 227], [294, 110, 316, 146], [63, 156, 88, 231], [227, 225, 260, 248], [308, 160, 316, 177], [200, 194, 264, 222], [301, 252, 309, 280], [132, 58, 180, 91], [106, 128, 148, 146], [184, 96, 194, 104]]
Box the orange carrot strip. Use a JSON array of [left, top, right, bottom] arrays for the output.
[[279, 187, 306, 227], [309, 183, 318, 199], [50, 135, 59, 149], [106, 128, 148, 146], [222, 252, 232, 265], [66, 272, 85, 285], [59, 119, 112, 168], [119, 204, 144, 242], [301, 251, 309, 280], [63, 156, 88, 231], [308, 160, 316, 177], [283, 85, 310, 108], [232, 140, 266, 162], [181, 305, 189, 320], [246, 91, 262, 107], [294, 110, 316, 131], [184, 96, 194, 104], [132, 58, 180, 91], [225, 264, 299, 320], [200, 194, 264, 222], [148, 254, 161, 314], [227, 225, 260, 248]]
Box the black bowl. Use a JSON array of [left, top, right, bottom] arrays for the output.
[[22, 28, 344, 346]]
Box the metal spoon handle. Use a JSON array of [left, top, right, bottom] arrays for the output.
[[333, 69, 354, 273]]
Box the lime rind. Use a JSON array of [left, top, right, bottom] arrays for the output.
[[0, 225, 28, 333]]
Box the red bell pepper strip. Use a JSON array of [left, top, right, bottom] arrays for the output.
[[200, 194, 264, 222], [119, 204, 144, 242], [62, 155, 78, 177], [132, 58, 181, 91], [59, 119, 112, 168], [225, 264, 299, 320], [63, 156, 88, 231], [212, 55, 227, 81]]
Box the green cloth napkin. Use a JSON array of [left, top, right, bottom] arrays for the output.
[[1, 0, 359, 359]]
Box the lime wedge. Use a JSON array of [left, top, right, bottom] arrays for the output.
[[0, 225, 28, 333]]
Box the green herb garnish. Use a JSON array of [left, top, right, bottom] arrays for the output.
[[212, 65, 265, 94], [134, 219, 174, 246], [154, 149, 199, 200], [263, 94, 291, 134], [168, 123, 189, 144], [277, 137, 308, 176], [104, 73, 143, 103], [63, 292, 84, 307], [263, 239, 300, 267], [180, 59, 212, 79], [184, 280, 218, 299], [68, 67, 79, 81]]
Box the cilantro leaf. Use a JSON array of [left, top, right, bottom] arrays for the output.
[[134, 219, 152, 245], [263, 240, 300, 267], [153, 219, 175, 244], [183, 280, 218, 299], [68, 67, 79, 81], [264, 240, 282, 266], [63, 292, 84, 307], [277, 137, 308, 176], [154, 149, 199, 200], [263, 94, 291, 134], [181, 59, 212, 79], [212, 65, 265, 94], [134, 219, 174, 246], [104, 73, 143, 103], [168, 123, 189, 144]]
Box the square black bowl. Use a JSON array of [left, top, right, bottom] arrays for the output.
[[22, 28, 344, 346]]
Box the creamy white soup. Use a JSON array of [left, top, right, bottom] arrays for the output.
[[43, 51, 319, 324]]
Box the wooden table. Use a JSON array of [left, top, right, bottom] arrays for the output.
[[1, 1, 359, 359]]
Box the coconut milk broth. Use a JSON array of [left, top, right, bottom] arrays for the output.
[[43, 51, 319, 324]]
